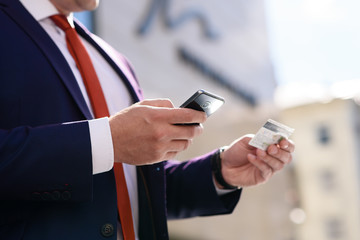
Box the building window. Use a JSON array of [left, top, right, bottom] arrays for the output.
[[318, 125, 331, 145], [318, 169, 336, 191], [324, 218, 344, 239]]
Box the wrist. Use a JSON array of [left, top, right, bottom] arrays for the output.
[[211, 148, 240, 190]]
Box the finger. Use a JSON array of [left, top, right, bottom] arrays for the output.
[[256, 149, 287, 172], [155, 122, 203, 142], [248, 154, 273, 181], [162, 140, 193, 160], [168, 139, 192, 152], [279, 138, 295, 153], [241, 134, 256, 150], [169, 108, 207, 125], [138, 98, 175, 108], [242, 134, 255, 144], [171, 124, 203, 139], [150, 140, 191, 162], [265, 145, 293, 165], [163, 151, 178, 160]]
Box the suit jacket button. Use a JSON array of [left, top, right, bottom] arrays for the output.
[[61, 191, 71, 201], [101, 223, 114, 237]]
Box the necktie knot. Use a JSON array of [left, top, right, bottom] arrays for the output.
[[50, 14, 73, 32]]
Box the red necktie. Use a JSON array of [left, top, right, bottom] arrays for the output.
[[51, 15, 135, 240]]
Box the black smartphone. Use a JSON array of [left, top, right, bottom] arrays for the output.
[[179, 90, 225, 125]]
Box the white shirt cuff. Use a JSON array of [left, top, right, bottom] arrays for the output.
[[88, 117, 114, 175]]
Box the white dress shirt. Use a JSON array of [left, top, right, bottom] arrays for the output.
[[20, 0, 139, 239]]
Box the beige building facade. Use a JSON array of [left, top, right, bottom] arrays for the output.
[[281, 98, 360, 240]]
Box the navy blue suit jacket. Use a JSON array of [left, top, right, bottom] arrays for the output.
[[0, 0, 241, 239]]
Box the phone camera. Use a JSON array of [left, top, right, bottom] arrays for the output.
[[201, 101, 211, 109]]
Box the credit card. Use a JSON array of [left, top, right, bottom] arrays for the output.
[[249, 119, 294, 150]]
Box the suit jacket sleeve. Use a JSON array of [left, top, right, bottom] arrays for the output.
[[0, 122, 94, 202], [0, 3, 99, 203], [165, 150, 242, 219]]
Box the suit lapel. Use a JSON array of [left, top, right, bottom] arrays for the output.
[[1, 0, 93, 119], [2, 0, 143, 118], [75, 21, 143, 103]]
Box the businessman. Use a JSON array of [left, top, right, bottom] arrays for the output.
[[0, 0, 295, 239]]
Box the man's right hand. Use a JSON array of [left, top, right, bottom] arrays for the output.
[[109, 99, 207, 165]]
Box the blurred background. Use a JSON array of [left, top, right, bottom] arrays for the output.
[[76, 0, 360, 239]]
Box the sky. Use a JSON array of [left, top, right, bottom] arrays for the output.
[[264, 0, 360, 87]]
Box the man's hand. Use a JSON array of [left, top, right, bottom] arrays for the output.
[[217, 135, 295, 188], [109, 99, 207, 165]]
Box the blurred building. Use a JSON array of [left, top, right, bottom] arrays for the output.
[[77, 0, 297, 239], [280, 95, 360, 240]]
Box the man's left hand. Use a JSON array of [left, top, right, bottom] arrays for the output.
[[217, 135, 295, 189]]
